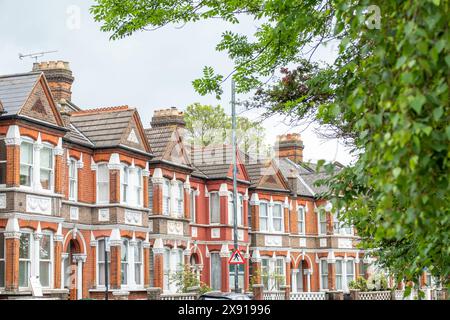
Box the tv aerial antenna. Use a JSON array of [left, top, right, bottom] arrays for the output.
[[19, 50, 58, 62]]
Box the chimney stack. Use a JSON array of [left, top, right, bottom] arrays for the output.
[[32, 61, 74, 102], [150, 107, 185, 128], [59, 99, 72, 127], [274, 133, 304, 163]]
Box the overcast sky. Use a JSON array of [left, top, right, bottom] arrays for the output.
[[0, 0, 354, 165]]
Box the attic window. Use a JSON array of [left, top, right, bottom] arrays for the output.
[[31, 99, 47, 115]]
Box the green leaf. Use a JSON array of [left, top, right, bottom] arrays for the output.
[[410, 94, 426, 114]]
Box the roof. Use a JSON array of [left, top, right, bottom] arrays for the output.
[[145, 126, 177, 160], [64, 124, 94, 147], [0, 72, 41, 116], [278, 158, 318, 197], [191, 145, 240, 179], [70, 106, 136, 148]]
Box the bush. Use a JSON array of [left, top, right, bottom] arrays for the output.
[[349, 276, 368, 291]]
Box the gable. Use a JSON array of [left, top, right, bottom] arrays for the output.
[[226, 154, 250, 182], [18, 77, 62, 126], [162, 128, 191, 166], [257, 162, 290, 191], [119, 111, 152, 153]]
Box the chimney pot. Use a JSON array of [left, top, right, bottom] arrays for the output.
[[150, 107, 186, 128]]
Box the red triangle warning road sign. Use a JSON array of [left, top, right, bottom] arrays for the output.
[[228, 249, 246, 265]]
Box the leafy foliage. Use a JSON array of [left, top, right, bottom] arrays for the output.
[[169, 264, 212, 294], [91, 0, 450, 291], [184, 103, 269, 155]]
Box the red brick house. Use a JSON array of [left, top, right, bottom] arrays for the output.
[[0, 60, 397, 300]]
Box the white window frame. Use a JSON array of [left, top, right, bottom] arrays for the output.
[[335, 259, 343, 291], [210, 252, 221, 291], [228, 192, 243, 227], [260, 256, 286, 291], [96, 237, 111, 287], [135, 168, 143, 207], [259, 201, 269, 232], [318, 211, 327, 235], [133, 240, 144, 287], [20, 138, 34, 188], [0, 138, 6, 186], [297, 206, 305, 234], [96, 163, 110, 204], [162, 178, 170, 216], [345, 259, 355, 291], [190, 189, 196, 223], [174, 180, 184, 218], [209, 192, 220, 224], [319, 259, 328, 291], [121, 238, 129, 286], [39, 143, 54, 191], [19, 230, 33, 288], [68, 158, 78, 201], [163, 246, 184, 293], [38, 231, 53, 288], [121, 164, 129, 204]]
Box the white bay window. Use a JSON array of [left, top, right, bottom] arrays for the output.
[[40, 145, 53, 190], [20, 141, 33, 187], [68, 158, 78, 201], [258, 201, 284, 233], [228, 192, 243, 226], [297, 206, 305, 234], [0, 231, 4, 288], [163, 179, 170, 216], [209, 192, 220, 224], [96, 164, 109, 204]]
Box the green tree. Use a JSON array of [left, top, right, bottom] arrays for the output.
[[91, 0, 450, 290], [184, 103, 268, 155]]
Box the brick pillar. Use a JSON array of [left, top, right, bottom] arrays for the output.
[[219, 184, 228, 225], [54, 224, 64, 289], [252, 284, 264, 300], [53, 138, 64, 194], [184, 176, 191, 220], [4, 218, 21, 292], [143, 238, 151, 287], [147, 287, 162, 300], [153, 238, 164, 289], [243, 191, 249, 228], [250, 193, 260, 231], [152, 168, 164, 215], [244, 251, 250, 292], [355, 257, 360, 279], [108, 153, 121, 204], [5, 125, 21, 187], [251, 249, 261, 286], [109, 229, 122, 289], [290, 201, 298, 234], [143, 176, 149, 208], [220, 244, 229, 292], [283, 198, 290, 232], [285, 257, 291, 289], [280, 285, 290, 300], [328, 261, 336, 291], [89, 232, 97, 290], [326, 211, 333, 235]]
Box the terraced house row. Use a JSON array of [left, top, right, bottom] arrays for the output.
[[0, 61, 368, 300]]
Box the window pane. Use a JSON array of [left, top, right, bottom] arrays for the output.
[[210, 193, 220, 223], [40, 261, 50, 287], [0, 162, 5, 185], [0, 140, 5, 161], [0, 233, 4, 258], [19, 261, 30, 287], [40, 169, 51, 190], [20, 164, 32, 186], [40, 147, 52, 169], [40, 234, 51, 259], [19, 234, 30, 259], [210, 253, 221, 290], [0, 261, 4, 287], [273, 204, 282, 217], [20, 142, 33, 164]]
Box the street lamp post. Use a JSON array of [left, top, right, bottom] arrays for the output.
[[231, 79, 239, 293]]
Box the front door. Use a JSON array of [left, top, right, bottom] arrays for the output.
[[64, 240, 81, 300]]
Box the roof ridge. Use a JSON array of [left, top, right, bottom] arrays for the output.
[[0, 71, 42, 79], [71, 105, 131, 115]]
